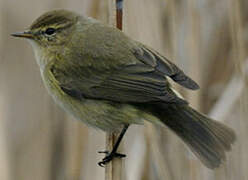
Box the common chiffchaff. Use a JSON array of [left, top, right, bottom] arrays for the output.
[[12, 9, 235, 168]]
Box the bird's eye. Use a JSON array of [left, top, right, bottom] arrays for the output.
[[45, 28, 56, 35]]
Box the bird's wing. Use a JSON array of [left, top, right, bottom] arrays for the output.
[[50, 58, 186, 104], [133, 44, 199, 90], [50, 23, 198, 104]]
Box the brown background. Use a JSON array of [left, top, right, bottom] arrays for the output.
[[0, 0, 247, 179]]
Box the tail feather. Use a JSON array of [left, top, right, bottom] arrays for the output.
[[159, 104, 236, 169]]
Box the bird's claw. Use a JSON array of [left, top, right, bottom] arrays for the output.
[[98, 151, 126, 167], [98, 150, 109, 154]]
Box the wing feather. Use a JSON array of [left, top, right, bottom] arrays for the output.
[[133, 46, 200, 90], [51, 62, 186, 104]]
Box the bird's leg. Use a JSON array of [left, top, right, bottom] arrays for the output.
[[98, 124, 129, 167]]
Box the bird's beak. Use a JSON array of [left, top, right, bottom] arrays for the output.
[[11, 31, 34, 39]]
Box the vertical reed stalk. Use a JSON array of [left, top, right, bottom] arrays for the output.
[[105, 1, 125, 180]]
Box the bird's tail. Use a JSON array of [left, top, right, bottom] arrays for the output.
[[158, 104, 236, 169]]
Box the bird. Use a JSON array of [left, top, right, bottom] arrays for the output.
[[12, 9, 236, 168]]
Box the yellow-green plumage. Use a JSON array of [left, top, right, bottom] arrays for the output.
[[42, 60, 160, 131], [31, 10, 168, 131], [12, 9, 236, 169]]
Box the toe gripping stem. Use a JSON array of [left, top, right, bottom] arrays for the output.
[[98, 124, 129, 167]]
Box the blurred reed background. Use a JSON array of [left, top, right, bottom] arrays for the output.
[[0, 0, 248, 179]]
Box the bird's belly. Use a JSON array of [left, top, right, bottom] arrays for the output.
[[40, 70, 158, 132]]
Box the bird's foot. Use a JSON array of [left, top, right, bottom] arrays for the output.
[[98, 150, 126, 167]]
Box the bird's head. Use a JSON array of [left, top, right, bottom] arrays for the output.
[[11, 9, 79, 49]]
